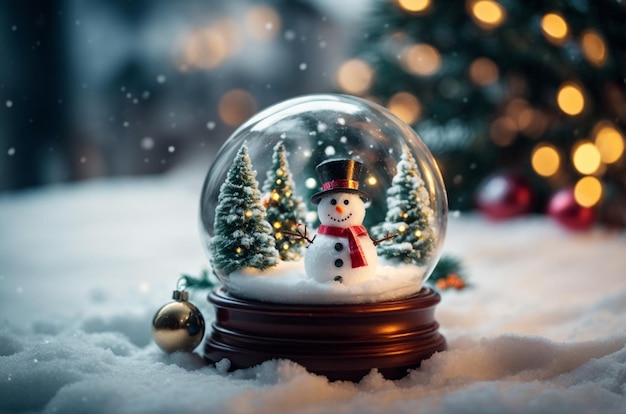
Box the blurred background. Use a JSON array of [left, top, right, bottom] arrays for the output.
[[2, 0, 625, 229]]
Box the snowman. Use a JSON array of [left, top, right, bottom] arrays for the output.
[[304, 159, 380, 286]]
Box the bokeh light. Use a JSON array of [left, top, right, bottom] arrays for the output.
[[469, 57, 499, 86], [245, 5, 281, 41], [541, 13, 569, 45], [397, 0, 431, 13], [557, 83, 585, 116], [572, 141, 602, 175], [469, 0, 506, 30], [574, 176, 602, 207], [531, 144, 560, 177], [387, 92, 422, 125], [489, 116, 517, 146], [593, 123, 625, 164], [581, 30, 607, 67], [336, 59, 374, 95], [403, 44, 441, 76], [218, 89, 257, 127]]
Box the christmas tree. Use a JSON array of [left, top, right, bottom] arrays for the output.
[[210, 145, 279, 275], [372, 145, 435, 265], [261, 142, 308, 261], [346, 0, 626, 227]]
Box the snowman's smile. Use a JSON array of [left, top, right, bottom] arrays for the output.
[[327, 212, 353, 223]]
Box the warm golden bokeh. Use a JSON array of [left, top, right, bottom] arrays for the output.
[[403, 44, 441, 76], [574, 176, 603, 207], [218, 89, 257, 127], [397, 0, 431, 13], [581, 30, 607, 67], [245, 5, 281, 41], [557, 83, 585, 116], [594, 123, 625, 164], [469, 57, 499, 86], [541, 13, 569, 44], [572, 141, 602, 175], [469, 0, 506, 29], [336, 59, 375, 95], [387, 92, 422, 125], [531, 144, 561, 177]]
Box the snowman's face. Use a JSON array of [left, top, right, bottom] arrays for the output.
[[317, 192, 366, 227]]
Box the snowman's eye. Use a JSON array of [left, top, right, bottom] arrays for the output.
[[330, 199, 337, 205], [343, 199, 349, 205]]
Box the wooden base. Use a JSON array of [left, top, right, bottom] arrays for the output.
[[204, 287, 446, 382]]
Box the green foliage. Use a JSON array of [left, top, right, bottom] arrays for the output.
[[355, 0, 626, 215], [372, 146, 435, 265], [261, 142, 308, 261], [210, 145, 279, 275]]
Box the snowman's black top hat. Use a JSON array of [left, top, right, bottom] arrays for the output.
[[311, 159, 371, 204]]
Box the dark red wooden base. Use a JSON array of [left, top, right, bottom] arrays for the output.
[[204, 286, 446, 382]]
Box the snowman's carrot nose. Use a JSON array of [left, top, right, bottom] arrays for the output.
[[335, 205, 344, 214]]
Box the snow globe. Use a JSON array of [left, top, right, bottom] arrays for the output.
[[199, 94, 447, 381]]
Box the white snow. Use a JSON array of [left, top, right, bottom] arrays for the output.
[[1, 167, 625, 413], [224, 259, 425, 304]]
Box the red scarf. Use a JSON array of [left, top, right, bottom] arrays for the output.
[[317, 225, 368, 268]]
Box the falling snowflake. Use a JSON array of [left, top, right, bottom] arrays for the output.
[[299, 63, 307, 71], [206, 121, 216, 130], [141, 137, 155, 150]]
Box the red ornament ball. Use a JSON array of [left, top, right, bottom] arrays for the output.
[[475, 173, 533, 220], [548, 188, 596, 231]]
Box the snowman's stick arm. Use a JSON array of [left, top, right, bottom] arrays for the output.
[[371, 231, 397, 247], [283, 224, 316, 245]]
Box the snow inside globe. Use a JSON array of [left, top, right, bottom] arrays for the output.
[[199, 94, 448, 304]]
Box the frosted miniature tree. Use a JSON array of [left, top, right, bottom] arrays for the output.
[[261, 141, 307, 261], [372, 146, 435, 265], [210, 145, 279, 275]]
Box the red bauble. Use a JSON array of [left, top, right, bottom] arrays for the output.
[[548, 188, 596, 231], [475, 173, 533, 220]]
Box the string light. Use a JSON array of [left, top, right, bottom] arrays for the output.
[[557, 83, 585, 116], [572, 141, 602, 175], [581, 30, 607, 67], [244, 210, 253, 218], [387, 92, 422, 124], [367, 176, 378, 186], [336, 59, 374, 95], [397, 0, 431, 13], [531, 144, 560, 177], [403, 43, 441, 76], [218, 89, 257, 127], [541, 13, 569, 45], [469, 57, 499, 86], [593, 123, 625, 164], [574, 176, 602, 208], [245, 5, 280, 41], [469, 0, 506, 30], [489, 116, 517, 146]]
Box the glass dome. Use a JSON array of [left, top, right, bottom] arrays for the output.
[[199, 94, 448, 302]]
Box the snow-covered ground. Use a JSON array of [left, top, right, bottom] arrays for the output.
[[1, 167, 625, 414]]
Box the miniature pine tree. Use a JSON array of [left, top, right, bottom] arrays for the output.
[[210, 145, 279, 275], [372, 146, 435, 265], [261, 142, 307, 261]]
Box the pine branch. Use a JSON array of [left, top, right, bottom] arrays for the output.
[[180, 269, 219, 290]]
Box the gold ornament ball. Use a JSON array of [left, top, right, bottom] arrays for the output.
[[151, 297, 206, 353]]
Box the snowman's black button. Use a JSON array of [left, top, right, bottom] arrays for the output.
[[335, 259, 344, 268], [334, 243, 343, 251]]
